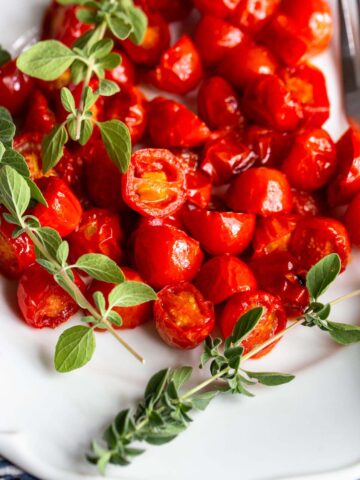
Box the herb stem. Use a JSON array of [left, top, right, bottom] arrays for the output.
[[330, 289, 360, 305], [180, 369, 229, 402]]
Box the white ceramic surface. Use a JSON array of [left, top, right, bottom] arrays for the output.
[[0, 1, 360, 479]]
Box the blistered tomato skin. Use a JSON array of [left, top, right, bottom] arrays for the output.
[[154, 282, 215, 349], [68, 208, 124, 263], [282, 129, 337, 191], [24, 90, 56, 134], [0, 60, 34, 116], [86, 268, 153, 329], [226, 167, 293, 217], [122, 149, 186, 218], [17, 264, 85, 329], [194, 0, 241, 17], [344, 193, 360, 248], [231, 0, 281, 34], [186, 170, 212, 209], [182, 204, 256, 256], [133, 225, 204, 289], [33, 177, 83, 237], [220, 290, 287, 358], [54, 149, 85, 198], [244, 126, 293, 168], [290, 217, 351, 273], [195, 255, 257, 305], [105, 50, 136, 87], [252, 214, 299, 258]]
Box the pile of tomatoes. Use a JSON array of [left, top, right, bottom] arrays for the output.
[[0, 0, 359, 358]]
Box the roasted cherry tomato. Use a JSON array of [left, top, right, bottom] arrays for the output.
[[194, 15, 247, 66], [133, 224, 204, 289], [68, 208, 123, 263], [231, 0, 281, 34], [195, 255, 257, 304], [291, 189, 326, 217], [104, 85, 148, 144], [122, 13, 170, 66], [17, 263, 85, 329], [289, 217, 351, 272], [183, 204, 256, 255], [242, 75, 304, 132], [282, 129, 337, 191], [154, 282, 215, 349], [138, 210, 184, 230], [220, 290, 287, 358], [54, 148, 85, 198], [0, 209, 35, 279], [86, 268, 154, 329], [148, 98, 210, 148], [14, 133, 52, 180], [33, 177, 83, 237], [122, 149, 186, 218], [24, 90, 56, 134], [244, 125, 293, 168], [197, 76, 244, 130], [252, 214, 299, 258], [226, 167, 293, 216], [344, 192, 360, 248], [135, 0, 192, 22], [186, 170, 212, 209], [105, 50, 136, 87], [194, 0, 240, 17], [0, 59, 33, 115]]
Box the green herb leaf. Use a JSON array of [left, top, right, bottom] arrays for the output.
[[83, 86, 98, 111], [306, 253, 341, 301], [54, 273, 88, 308], [98, 79, 120, 96], [57, 0, 87, 4], [0, 118, 16, 147], [93, 290, 106, 314], [327, 321, 360, 344], [55, 325, 96, 373], [42, 124, 69, 172], [35, 227, 62, 259], [171, 366, 193, 389], [145, 368, 170, 401], [61, 87, 76, 114], [1, 149, 30, 177], [107, 13, 133, 40], [25, 178, 48, 206], [127, 6, 148, 45], [107, 310, 123, 327], [76, 253, 125, 283], [90, 38, 114, 59], [79, 119, 94, 146], [231, 307, 263, 344], [0, 46, 11, 67], [56, 241, 70, 266], [36, 258, 59, 275], [98, 120, 131, 173], [76, 8, 99, 24], [97, 52, 121, 70], [191, 390, 219, 410], [108, 281, 157, 307], [244, 371, 295, 386], [0, 165, 31, 219]]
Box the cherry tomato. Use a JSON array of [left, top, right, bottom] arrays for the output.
[[231, 0, 281, 34], [122, 149, 186, 218], [138, 210, 184, 230], [0, 209, 35, 279], [226, 167, 293, 216], [86, 268, 154, 329], [154, 282, 215, 349], [244, 125, 293, 168], [220, 290, 287, 358], [291, 189, 326, 217], [194, 0, 240, 17], [344, 192, 360, 248], [242, 75, 304, 132], [133, 224, 204, 289], [182, 204, 256, 255], [194, 15, 247, 66], [195, 255, 257, 304], [148, 98, 210, 148], [289, 217, 351, 272], [105, 50, 136, 87], [36, 70, 72, 103], [17, 263, 85, 329], [150, 36, 203, 95], [282, 129, 337, 192], [186, 170, 212, 209], [33, 177, 83, 237], [197, 76, 244, 130], [14, 133, 52, 180], [252, 214, 298, 258], [104, 85, 148, 144], [54, 148, 85, 198], [24, 90, 55, 134], [0, 59, 33, 115], [122, 13, 170, 66], [135, 0, 192, 22]]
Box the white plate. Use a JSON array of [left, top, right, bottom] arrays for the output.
[[0, 1, 360, 479]]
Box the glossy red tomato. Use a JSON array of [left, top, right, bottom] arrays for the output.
[[291, 189, 326, 217], [290, 217, 351, 272], [226, 167, 293, 216], [17, 263, 85, 328], [148, 98, 210, 148], [344, 192, 360, 248], [122, 149, 186, 218], [13, 132, 55, 180], [195, 255, 257, 304], [0, 59, 33, 115], [220, 290, 287, 358], [33, 177, 83, 237], [186, 170, 212, 209], [135, 0, 192, 22], [194, 0, 240, 17], [137, 210, 184, 230], [244, 126, 293, 168], [182, 204, 256, 255], [282, 129, 337, 191], [105, 50, 136, 87], [231, 0, 281, 34], [24, 90, 55, 134], [54, 148, 85, 198], [154, 282, 215, 349], [133, 224, 204, 289], [86, 268, 154, 330], [252, 214, 299, 258]]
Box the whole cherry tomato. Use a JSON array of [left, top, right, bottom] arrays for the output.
[[197, 76, 244, 130], [68, 208, 124, 263], [0, 59, 34, 115], [24, 90, 55, 134], [154, 282, 215, 349], [220, 290, 287, 358], [282, 129, 337, 191], [138, 210, 184, 230], [194, 0, 240, 17], [17, 264, 85, 329], [0, 209, 35, 279], [14, 133, 52, 180], [104, 85, 148, 144], [122, 14, 170, 66], [226, 167, 293, 216], [135, 0, 192, 22], [289, 217, 351, 272], [182, 204, 256, 255], [231, 0, 281, 34], [148, 98, 210, 148], [344, 192, 360, 248], [195, 255, 257, 304], [133, 224, 204, 289], [150, 36, 203, 95], [105, 50, 136, 87], [86, 267, 154, 329], [291, 189, 326, 217], [194, 15, 247, 66], [54, 148, 85, 198], [122, 149, 186, 218], [252, 214, 299, 258], [33, 177, 83, 237]]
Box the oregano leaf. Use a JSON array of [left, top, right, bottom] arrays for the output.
[[98, 119, 131, 173], [171, 367, 193, 389], [107, 14, 133, 40], [244, 371, 295, 386], [1, 149, 30, 177], [0, 165, 31, 219], [108, 281, 157, 307], [191, 390, 219, 411], [76, 253, 125, 283], [61, 87, 76, 114], [42, 124, 68, 172], [55, 325, 96, 373], [231, 307, 264, 344], [127, 6, 148, 45], [98, 79, 120, 97], [327, 321, 360, 345], [306, 253, 341, 301]]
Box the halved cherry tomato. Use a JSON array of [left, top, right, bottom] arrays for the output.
[[154, 282, 215, 349], [231, 0, 281, 34], [289, 217, 351, 272], [182, 203, 256, 255], [133, 224, 204, 289], [24, 90, 55, 134], [226, 167, 293, 216], [252, 214, 299, 258], [291, 189, 326, 217], [220, 290, 287, 358], [105, 50, 136, 87], [13, 133, 53, 180], [244, 125, 293, 168], [194, 0, 241, 17], [195, 255, 257, 304], [0, 59, 34, 115], [282, 129, 337, 191], [344, 192, 360, 248], [135, 0, 192, 22]]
